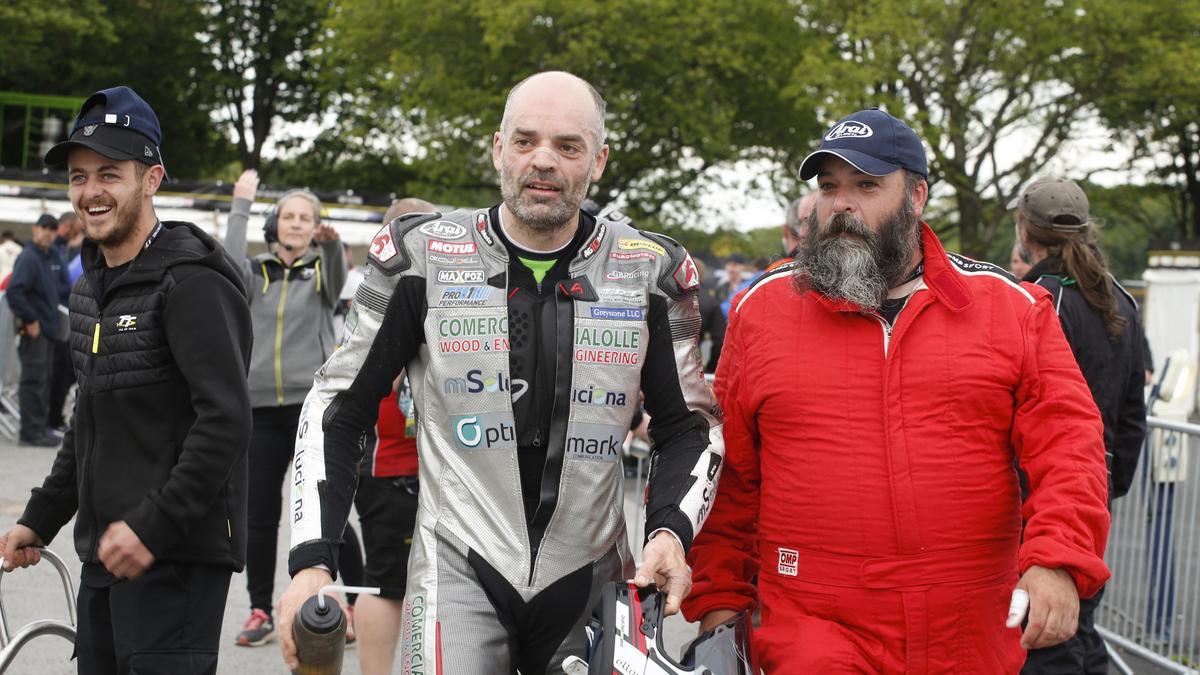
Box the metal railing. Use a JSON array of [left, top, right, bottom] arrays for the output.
[[0, 548, 77, 674], [1099, 416, 1200, 673]]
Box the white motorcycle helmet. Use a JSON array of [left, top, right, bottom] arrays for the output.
[[564, 581, 757, 675]]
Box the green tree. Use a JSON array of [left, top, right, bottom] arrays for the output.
[[318, 0, 823, 227], [792, 0, 1108, 257], [1085, 1, 1200, 239], [0, 0, 232, 179], [205, 0, 332, 170], [0, 0, 114, 91]]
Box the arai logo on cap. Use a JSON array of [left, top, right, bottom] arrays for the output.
[[825, 121, 874, 141]]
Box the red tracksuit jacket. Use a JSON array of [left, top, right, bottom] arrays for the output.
[[683, 224, 1110, 674]]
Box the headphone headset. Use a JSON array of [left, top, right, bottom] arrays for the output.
[[263, 189, 322, 251]]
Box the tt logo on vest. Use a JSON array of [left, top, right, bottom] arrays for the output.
[[116, 315, 138, 332]]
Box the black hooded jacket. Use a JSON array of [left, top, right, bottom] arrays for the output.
[[1024, 258, 1146, 500], [19, 221, 254, 570]]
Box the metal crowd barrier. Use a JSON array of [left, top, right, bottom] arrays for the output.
[[0, 548, 77, 674], [1098, 416, 1200, 673]]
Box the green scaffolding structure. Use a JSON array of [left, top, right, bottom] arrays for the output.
[[0, 92, 85, 170]]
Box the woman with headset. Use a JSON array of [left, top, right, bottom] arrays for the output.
[[224, 169, 362, 648]]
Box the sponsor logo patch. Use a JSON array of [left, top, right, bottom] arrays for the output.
[[581, 221, 606, 259], [572, 384, 629, 408], [777, 548, 799, 576], [369, 224, 398, 263], [475, 212, 495, 246], [825, 121, 873, 141], [609, 251, 657, 262], [674, 253, 700, 291], [442, 370, 527, 400], [617, 238, 666, 256], [428, 253, 481, 267], [452, 412, 516, 451], [599, 286, 644, 306], [428, 239, 477, 255], [556, 277, 598, 302], [115, 314, 138, 332], [574, 326, 642, 366], [565, 422, 625, 462], [590, 306, 644, 321], [436, 286, 493, 307], [436, 316, 509, 353], [436, 269, 485, 284], [605, 266, 651, 282], [419, 220, 467, 239]]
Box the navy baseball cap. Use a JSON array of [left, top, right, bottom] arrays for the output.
[[44, 86, 166, 176], [799, 108, 927, 180]]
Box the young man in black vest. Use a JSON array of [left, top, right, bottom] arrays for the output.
[[0, 86, 253, 675]]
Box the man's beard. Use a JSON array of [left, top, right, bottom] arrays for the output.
[[82, 185, 145, 248], [792, 197, 920, 311], [500, 165, 591, 233]]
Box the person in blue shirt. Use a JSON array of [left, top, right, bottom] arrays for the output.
[[6, 214, 69, 445]]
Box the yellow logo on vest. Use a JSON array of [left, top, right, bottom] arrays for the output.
[[616, 238, 666, 256], [116, 315, 138, 332]]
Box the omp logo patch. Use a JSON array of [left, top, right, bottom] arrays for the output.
[[825, 121, 873, 141], [115, 314, 138, 332], [777, 548, 799, 576]]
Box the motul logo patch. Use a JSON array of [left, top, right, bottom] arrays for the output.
[[428, 240, 477, 255]]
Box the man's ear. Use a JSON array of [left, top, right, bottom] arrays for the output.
[[590, 144, 609, 182], [144, 164, 165, 196], [910, 177, 929, 220]]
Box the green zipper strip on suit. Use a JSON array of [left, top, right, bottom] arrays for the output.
[[275, 262, 291, 405], [314, 258, 322, 294]]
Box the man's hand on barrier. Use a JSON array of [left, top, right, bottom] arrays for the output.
[[98, 521, 155, 579], [233, 169, 259, 201], [1013, 565, 1079, 649], [0, 524, 45, 572], [636, 530, 691, 616], [278, 567, 333, 671]]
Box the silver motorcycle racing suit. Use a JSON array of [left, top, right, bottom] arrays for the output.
[[289, 206, 724, 674]]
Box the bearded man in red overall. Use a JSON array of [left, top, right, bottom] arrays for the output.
[[683, 109, 1110, 674]]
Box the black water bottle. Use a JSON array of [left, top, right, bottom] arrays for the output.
[[291, 593, 346, 675]]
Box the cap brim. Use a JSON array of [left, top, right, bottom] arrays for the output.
[[1006, 196, 1020, 210], [44, 125, 162, 168], [799, 149, 901, 180], [44, 138, 141, 166]]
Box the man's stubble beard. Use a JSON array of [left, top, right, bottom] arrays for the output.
[[500, 160, 594, 234], [84, 183, 145, 249], [792, 195, 920, 312]]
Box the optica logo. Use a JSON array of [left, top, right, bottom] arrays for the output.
[[452, 413, 516, 450]]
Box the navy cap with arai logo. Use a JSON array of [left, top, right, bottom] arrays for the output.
[[44, 86, 168, 179], [799, 108, 928, 180]]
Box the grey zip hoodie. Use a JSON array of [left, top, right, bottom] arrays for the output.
[[225, 197, 347, 408]]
